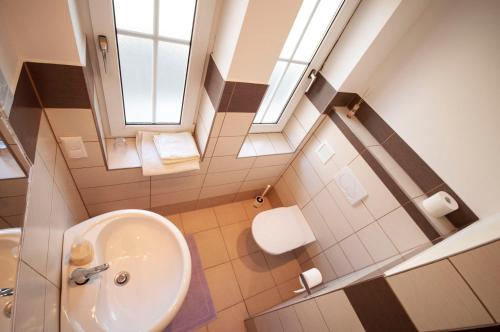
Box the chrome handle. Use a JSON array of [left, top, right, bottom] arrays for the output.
[[0, 288, 14, 297], [305, 69, 318, 93], [98, 35, 108, 73]]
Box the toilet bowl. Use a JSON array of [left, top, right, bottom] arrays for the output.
[[251, 205, 316, 255]]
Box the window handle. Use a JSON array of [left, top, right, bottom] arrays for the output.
[[305, 69, 318, 93], [98, 35, 108, 73]]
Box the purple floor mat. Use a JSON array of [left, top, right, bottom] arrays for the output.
[[164, 235, 216, 332]]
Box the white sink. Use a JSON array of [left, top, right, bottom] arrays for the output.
[[0, 228, 21, 331], [61, 210, 191, 332]]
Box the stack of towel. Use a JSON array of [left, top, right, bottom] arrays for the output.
[[136, 131, 200, 176]]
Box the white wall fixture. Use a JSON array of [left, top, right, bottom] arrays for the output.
[[422, 191, 458, 218], [316, 142, 335, 164], [60, 137, 88, 159], [334, 166, 367, 205]]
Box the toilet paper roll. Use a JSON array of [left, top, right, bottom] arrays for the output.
[[422, 191, 459, 218], [294, 268, 323, 294]]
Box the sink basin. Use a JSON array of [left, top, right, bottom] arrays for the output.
[[0, 228, 21, 331], [61, 210, 191, 332]]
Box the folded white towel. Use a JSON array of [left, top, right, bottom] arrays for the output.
[[136, 131, 200, 176], [153, 132, 200, 163]]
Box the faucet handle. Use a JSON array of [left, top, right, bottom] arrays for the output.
[[0, 288, 14, 297]]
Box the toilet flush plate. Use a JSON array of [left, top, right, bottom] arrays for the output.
[[334, 167, 367, 205]]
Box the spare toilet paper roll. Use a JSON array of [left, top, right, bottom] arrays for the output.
[[294, 268, 323, 294], [422, 191, 459, 218]]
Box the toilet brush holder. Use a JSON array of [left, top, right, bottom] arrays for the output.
[[253, 185, 272, 208]]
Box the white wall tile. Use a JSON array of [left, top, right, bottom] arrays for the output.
[[339, 234, 374, 270], [301, 200, 336, 250], [268, 133, 293, 154], [44, 281, 60, 332], [292, 151, 324, 197], [350, 156, 399, 219], [71, 166, 147, 188], [313, 188, 354, 242], [205, 169, 248, 187], [45, 108, 98, 142], [378, 206, 430, 253], [253, 153, 293, 168], [246, 164, 287, 181], [324, 244, 354, 277], [294, 97, 321, 131], [283, 115, 306, 149], [283, 167, 311, 208], [151, 188, 200, 207], [211, 113, 225, 138], [326, 180, 374, 231], [208, 155, 255, 173], [273, 177, 297, 207], [219, 112, 254, 136], [357, 222, 398, 262], [81, 181, 151, 204], [213, 135, 245, 156], [60, 141, 105, 169], [240, 176, 279, 192], [195, 121, 209, 155], [335, 107, 379, 147], [293, 299, 329, 332], [248, 133, 275, 155], [151, 175, 204, 195], [14, 262, 46, 332], [199, 182, 241, 199], [315, 118, 358, 168], [36, 114, 57, 175], [87, 196, 150, 216], [239, 137, 256, 157]]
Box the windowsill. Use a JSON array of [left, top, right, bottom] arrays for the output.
[[238, 133, 294, 158], [0, 150, 26, 179], [105, 138, 141, 170]]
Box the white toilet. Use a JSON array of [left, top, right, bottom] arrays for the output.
[[251, 205, 316, 255]]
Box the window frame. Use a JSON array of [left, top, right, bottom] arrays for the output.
[[88, 0, 217, 137], [250, 0, 359, 134]]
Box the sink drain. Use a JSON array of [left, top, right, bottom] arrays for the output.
[[114, 271, 130, 286]]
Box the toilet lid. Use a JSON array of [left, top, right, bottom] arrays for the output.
[[251, 206, 306, 255]]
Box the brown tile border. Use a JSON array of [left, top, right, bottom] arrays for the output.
[[26, 62, 91, 109], [344, 277, 417, 332], [204, 55, 268, 113], [329, 111, 365, 153], [305, 72, 337, 113], [8, 65, 43, 163], [355, 100, 394, 144]]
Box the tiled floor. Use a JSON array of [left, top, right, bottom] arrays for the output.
[[163, 199, 302, 332]]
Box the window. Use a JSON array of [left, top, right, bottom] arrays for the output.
[[89, 0, 216, 136], [251, 0, 356, 133]]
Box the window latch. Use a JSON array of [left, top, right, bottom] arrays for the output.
[[98, 35, 108, 73], [305, 69, 318, 93]]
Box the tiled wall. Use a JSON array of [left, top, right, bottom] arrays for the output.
[[246, 239, 500, 331], [14, 112, 88, 331]]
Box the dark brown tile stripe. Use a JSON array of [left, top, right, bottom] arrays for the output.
[[427, 183, 478, 228], [8, 65, 43, 163], [204, 55, 268, 113], [26, 62, 91, 108], [332, 91, 357, 107], [355, 101, 394, 143], [305, 72, 336, 113], [344, 277, 417, 332], [329, 111, 439, 240], [382, 133, 444, 193]]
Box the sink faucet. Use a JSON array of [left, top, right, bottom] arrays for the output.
[[70, 263, 110, 285], [0, 288, 13, 297]]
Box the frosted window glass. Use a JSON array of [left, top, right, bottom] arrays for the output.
[[254, 61, 287, 123], [156, 42, 189, 123], [159, 0, 196, 41], [262, 63, 306, 123], [293, 0, 342, 62], [114, 0, 154, 34], [279, 0, 317, 60], [117, 35, 154, 123]]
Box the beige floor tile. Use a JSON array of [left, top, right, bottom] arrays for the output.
[[166, 214, 184, 233], [277, 277, 302, 301], [232, 251, 276, 299], [205, 262, 243, 312], [243, 198, 272, 219], [214, 201, 248, 226], [221, 220, 260, 259], [264, 252, 302, 284], [194, 228, 229, 269], [208, 302, 248, 332], [192, 326, 208, 332], [182, 208, 219, 234], [245, 287, 282, 316]]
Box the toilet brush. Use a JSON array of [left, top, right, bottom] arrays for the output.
[[254, 185, 272, 208]]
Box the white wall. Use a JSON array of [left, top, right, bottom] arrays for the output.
[[363, 0, 500, 218]]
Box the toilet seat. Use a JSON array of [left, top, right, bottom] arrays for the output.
[[251, 205, 316, 255]]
